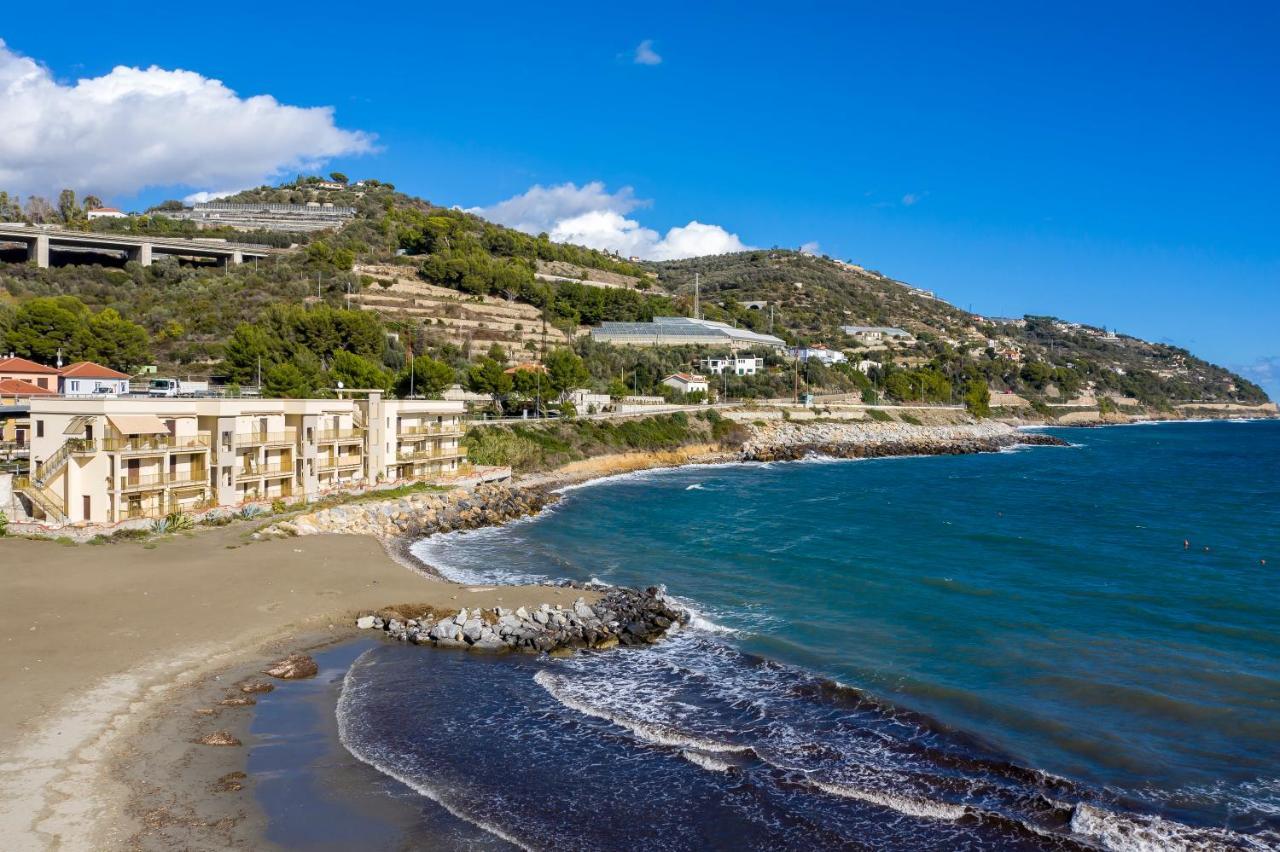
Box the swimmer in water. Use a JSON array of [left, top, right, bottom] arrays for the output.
[[1184, 539, 1190, 550]]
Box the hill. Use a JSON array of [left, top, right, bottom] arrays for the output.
[[0, 178, 1269, 416]]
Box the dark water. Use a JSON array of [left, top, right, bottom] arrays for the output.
[[336, 421, 1280, 850]]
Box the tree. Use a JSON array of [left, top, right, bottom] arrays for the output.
[[82, 195, 103, 211], [467, 357, 513, 410], [221, 323, 284, 384], [328, 350, 391, 391], [963, 380, 991, 417], [3, 297, 89, 363], [86, 308, 150, 371], [263, 362, 313, 398], [329, 172, 349, 184], [57, 189, 81, 224], [396, 355, 455, 398], [544, 348, 589, 395]]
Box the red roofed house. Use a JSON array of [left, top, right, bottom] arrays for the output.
[[0, 356, 60, 391], [661, 373, 710, 395], [58, 361, 131, 396]]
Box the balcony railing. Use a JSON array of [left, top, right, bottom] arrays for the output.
[[396, 446, 466, 463], [235, 429, 297, 447], [397, 423, 463, 438], [119, 470, 208, 491], [103, 434, 211, 453], [317, 456, 362, 471], [317, 428, 363, 442], [236, 463, 293, 480]]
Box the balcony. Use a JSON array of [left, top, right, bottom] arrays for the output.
[[118, 469, 208, 492], [317, 456, 362, 471], [102, 435, 211, 454], [316, 428, 363, 443], [396, 445, 466, 463], [396, 423, 463, 438], [236, 463, 293, 481], [235, 429, 297, 447]]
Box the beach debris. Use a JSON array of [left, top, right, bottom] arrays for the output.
[[264, 653, 319, 680], [355, 585, 688, 656], [195, 731, 242, 747], [240, 681, 275, 694], [220, 696, 256, 707], [215, 771, 247, 792], [193, 708, 217, 717]]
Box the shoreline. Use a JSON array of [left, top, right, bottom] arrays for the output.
[[0, 418, 1192, 849]]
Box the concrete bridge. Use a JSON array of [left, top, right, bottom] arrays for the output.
[[0, 225, 282, 268]]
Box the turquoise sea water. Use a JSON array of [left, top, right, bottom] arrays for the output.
[[342, 421, 1280, 848]]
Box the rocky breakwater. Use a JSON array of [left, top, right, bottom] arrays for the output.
[[260, 483, 551, 541], [356, 586, 688, 654], [743, 418, 1067, 461]]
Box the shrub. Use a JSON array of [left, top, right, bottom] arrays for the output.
[[899, 413, 923, 426], [271, 498, 288, 515], [0, 509, 7, 536], [867, 409, 892, 422]]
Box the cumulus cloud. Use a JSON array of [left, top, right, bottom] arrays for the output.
[[470, 181, 750, 261], [633, 39, 663, 65], [0, 39, 373, 201], [1235, 355, 1280, 401]]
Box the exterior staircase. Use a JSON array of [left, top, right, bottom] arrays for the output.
[[13, 475, 67, 523]]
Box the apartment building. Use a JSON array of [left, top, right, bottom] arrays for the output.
[[17, 392, 466, 524]]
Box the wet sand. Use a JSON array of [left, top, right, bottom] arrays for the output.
[[0, 523, 596, 851]]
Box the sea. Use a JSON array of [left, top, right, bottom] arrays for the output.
[[325, 420, 1279, 850]]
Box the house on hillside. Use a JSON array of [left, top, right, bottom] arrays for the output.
[[562, 388, 611, 413], [788, 345, 847, 365], [59, 362, 131, 396], [590, 316, 785, 350], [86, 207, 127, 220], [699, 355, 763, 376], [841, 326, 915, 346], [0, 356, 60, 391], [661, 373, 709, 396]]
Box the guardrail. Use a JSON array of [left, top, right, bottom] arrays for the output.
[[234, 430, 297, 446], [119, 470, 209, 490], [317, 428, 363, 442]]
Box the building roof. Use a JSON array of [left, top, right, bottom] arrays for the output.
[[59, 361, 130, 379], [89, 206, 122, 213], [0, 356, 59, 374], [0, 377, 57, 396], [664, 372, 707, 383], [592, 316, 785, 348]]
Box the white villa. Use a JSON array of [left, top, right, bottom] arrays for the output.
[[661, 373, 710, 395], [699, 355, 763, 376], [788, 346, 847, 365], [842, 326, 915, 346]]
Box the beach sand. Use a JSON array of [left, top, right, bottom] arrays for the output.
[[0, 522, 596, 851]]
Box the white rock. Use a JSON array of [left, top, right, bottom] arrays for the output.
[[356, 615, 377, 629]]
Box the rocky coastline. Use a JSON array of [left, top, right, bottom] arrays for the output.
[[355, 585, 688, 654], [741, 419, 1067, 461]]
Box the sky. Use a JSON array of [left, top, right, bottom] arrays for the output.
[[1, 1, 1277, 396]]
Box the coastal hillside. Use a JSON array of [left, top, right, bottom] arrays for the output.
[[0, 178, 1269, 416]]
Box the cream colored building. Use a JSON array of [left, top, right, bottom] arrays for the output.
[[17, 393, 467, 524]]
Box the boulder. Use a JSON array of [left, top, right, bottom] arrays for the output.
[[264, 653, 319, 680], [196, 731, 242, 747], [356, 615, 377, 629]]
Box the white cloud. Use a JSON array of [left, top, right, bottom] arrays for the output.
[[799, 241, 821, 255], [633, 39, 663, 66], [470, 181, 749, 261], [0, 39, 373, 202], [1235, 355, 1280, 401]]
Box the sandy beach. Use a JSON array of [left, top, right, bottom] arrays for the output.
[[0, 522, 596, 851]]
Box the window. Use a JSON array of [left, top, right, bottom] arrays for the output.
[[36, 420, 44, 438]]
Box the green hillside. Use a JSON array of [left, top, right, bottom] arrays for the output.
[[0, 178, 1268, 412]]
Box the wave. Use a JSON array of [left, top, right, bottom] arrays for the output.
[[808, 778, 969, 821], [336, 650, 535, 850], [1069, 802, 1273, 852]]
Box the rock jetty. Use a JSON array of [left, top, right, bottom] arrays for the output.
[[742, 420, 1066, 461], [260, 483, 550, 541], [356, 586, 688, 654]]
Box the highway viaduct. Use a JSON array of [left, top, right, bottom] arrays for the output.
[[0, 225, 281, 268]]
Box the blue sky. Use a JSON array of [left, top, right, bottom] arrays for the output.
[[2, 2, 1277, 395]]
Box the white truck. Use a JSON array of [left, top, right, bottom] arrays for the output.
[[148, 378, 210, 398]]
